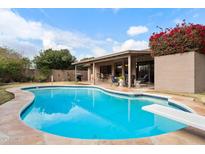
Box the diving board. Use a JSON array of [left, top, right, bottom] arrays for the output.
[[142, 104, 205, 131]]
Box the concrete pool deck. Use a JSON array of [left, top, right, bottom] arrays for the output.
[[0, 84, 205, 144]]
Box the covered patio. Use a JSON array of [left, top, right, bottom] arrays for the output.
[[73, 50, 154, 88]]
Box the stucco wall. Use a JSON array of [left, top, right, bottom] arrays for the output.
[[155, 52, 195, 93], [195, 52, 205, 93], [155, 51, 205, 93]]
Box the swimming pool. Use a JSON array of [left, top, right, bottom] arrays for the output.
[[20, 86, 187, 140]]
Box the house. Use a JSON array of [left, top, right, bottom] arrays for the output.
[[73, 50, 154, 88], [73, 50, 205, 93]]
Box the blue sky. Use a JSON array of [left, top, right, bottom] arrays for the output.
[[0, 8, 205, 60]]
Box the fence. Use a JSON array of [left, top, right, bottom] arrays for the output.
[[52, 69, 88, 81], [24, 69, 88, 82]]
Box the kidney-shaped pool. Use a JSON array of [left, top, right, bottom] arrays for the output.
[[20, 86, 187, 140]]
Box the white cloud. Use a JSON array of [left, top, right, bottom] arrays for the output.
[[0, 36, 39, 58], [127, 26, 148, 36], [0, 9, 109, 59], [91, 47, 107, 57], [113, 39, 148, 52], [0, 9, 149, 60], [106, 38, 113, 42], [106, 38, 119, 45]]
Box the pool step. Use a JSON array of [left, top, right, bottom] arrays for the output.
[[142, 104, 205, 131]]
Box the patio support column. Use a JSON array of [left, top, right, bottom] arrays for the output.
[[75, 65, 77, 82], [131, 57, 136, 77], [88, 66, 91, 82], [93, 62, 95, 85], [128, 55, 132, 88]]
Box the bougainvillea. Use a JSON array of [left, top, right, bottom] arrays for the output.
[[149, 21, 205, 57]]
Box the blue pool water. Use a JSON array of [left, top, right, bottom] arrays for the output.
[[21, 86, 186, 140]]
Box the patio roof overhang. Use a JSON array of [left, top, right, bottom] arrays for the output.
[[72, 49, 152, 66]]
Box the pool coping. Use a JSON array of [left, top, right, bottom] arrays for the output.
[[1, 84, 205, 144]]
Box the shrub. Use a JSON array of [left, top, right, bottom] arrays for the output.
[[4, 60, 24, 82], [34, 68, 51, 82], [149, 21, 205, 56], [34, 74, 48, 82], [0, 47, 31, 83]]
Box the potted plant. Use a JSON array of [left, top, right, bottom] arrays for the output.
[[118, 76, 124, 87]]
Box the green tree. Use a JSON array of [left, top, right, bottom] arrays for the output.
[[0, 47, 31, 82], [33, 49, 76, 70], [22, 57, 31, 69]]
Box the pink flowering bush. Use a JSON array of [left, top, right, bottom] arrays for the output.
[[149, 21, 205, 56]]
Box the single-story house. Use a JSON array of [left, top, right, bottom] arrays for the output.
[[73, 50, 205, 93]]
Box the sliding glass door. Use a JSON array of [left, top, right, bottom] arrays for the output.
[[136, 61, 154, 83]]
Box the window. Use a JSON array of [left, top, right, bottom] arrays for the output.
[[100, 65, 112, 75]]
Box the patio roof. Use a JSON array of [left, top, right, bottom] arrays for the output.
[[72, 49, 151, 65]]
